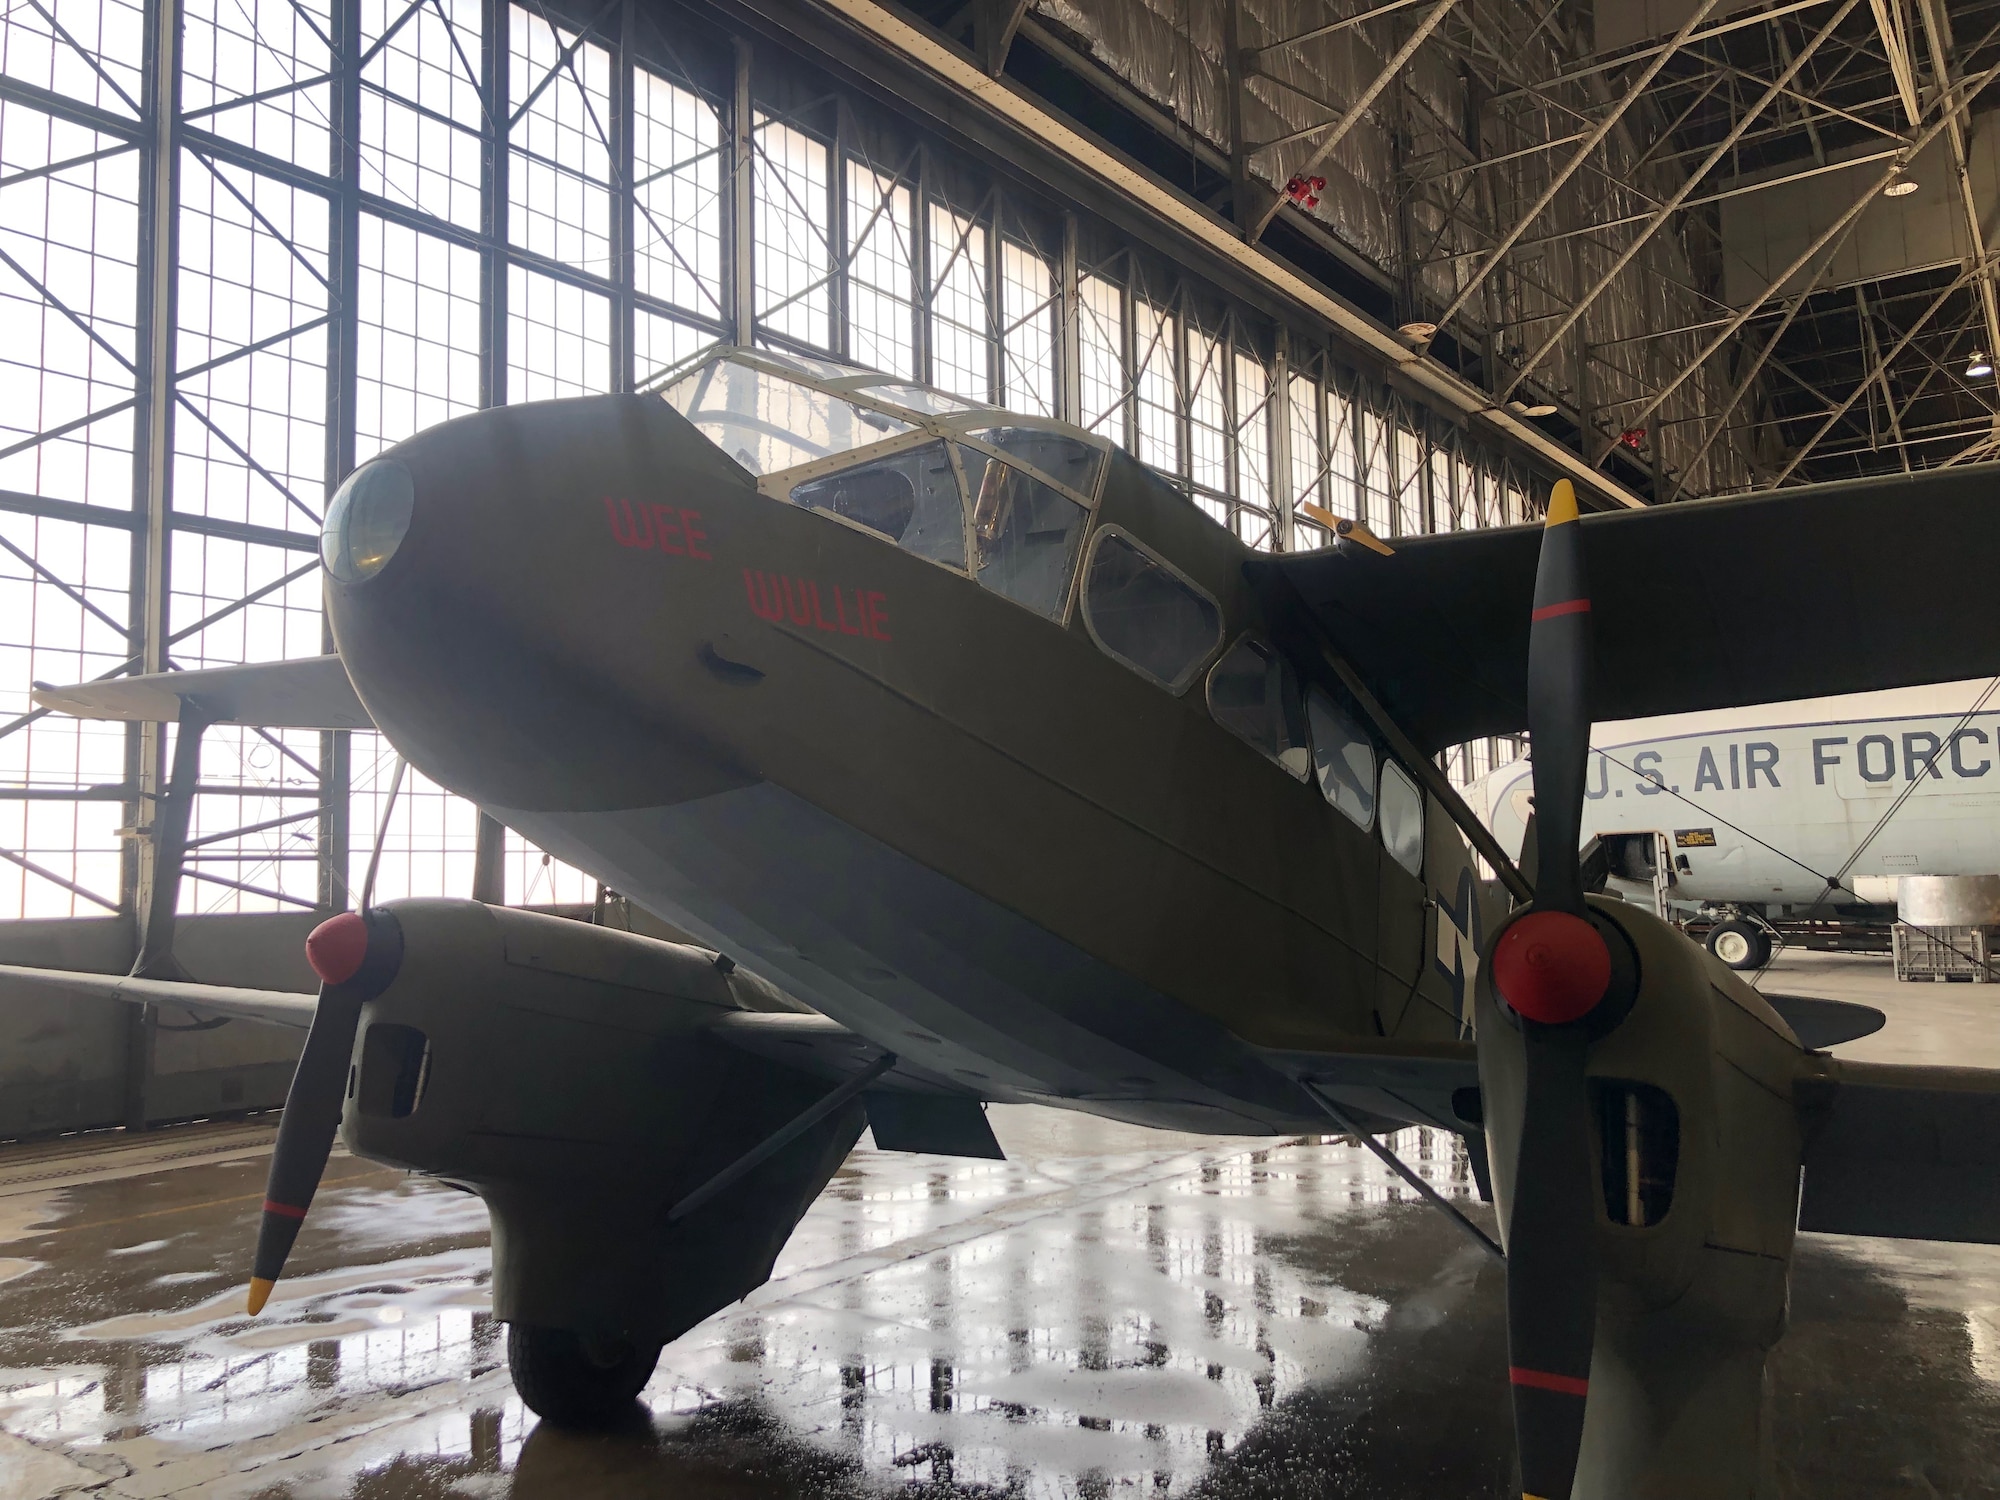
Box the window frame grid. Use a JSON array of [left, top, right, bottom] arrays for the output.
[[0, 0, 1561, 919]]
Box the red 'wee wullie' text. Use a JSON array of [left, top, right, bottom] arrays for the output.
[[605, 498, 712, 559], [742, 569, 890, 642]]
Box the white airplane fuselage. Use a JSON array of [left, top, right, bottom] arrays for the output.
[[1474, 680, 2000, 910]]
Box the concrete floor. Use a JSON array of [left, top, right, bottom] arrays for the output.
[[0, 955, 1996, 1498]]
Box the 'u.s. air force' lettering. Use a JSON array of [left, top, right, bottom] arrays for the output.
[[1581, 726, 1996, 799], [1433, 866, 1483, 1037]]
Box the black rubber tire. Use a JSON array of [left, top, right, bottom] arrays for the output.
[[1706, 919, 1770, 970], [506, 1324, 661, 1428]]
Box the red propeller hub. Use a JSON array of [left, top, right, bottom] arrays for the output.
[[305, 911, 371, 986], [1492, 910, 1611, 1025]]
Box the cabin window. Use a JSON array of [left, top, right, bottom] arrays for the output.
[[1307, 686, 1376, 829], [966, 427, 1105, 501], [1207, 635, 1311, 779], [1379, 759, 1424, 876], [1081, 529, 1221, 692], [960, 449, 1089, 619], [789, 442, 966, 568]]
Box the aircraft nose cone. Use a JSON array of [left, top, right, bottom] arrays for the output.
[[321, 393, 761, 813], [305, 911, 371, 985]]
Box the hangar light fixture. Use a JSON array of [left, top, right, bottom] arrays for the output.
[[1883, 178, 1919, 197], [1968, 351, 1994, 378]]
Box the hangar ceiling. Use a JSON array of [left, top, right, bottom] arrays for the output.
[[898, 0, 2000, 490]]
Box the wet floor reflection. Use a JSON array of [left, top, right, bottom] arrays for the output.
[[0, 1108, 1996, 1497]]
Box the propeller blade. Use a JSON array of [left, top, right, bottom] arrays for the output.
[[247, 909, 402, 1315], [1489, 478, 1616, 1499], [1298, 503, 1397, 555], [1505, 1028, 1598, 1500], [1525, 479, 1592, 915]]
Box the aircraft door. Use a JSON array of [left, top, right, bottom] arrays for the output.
[[1596, 829, 1676, 917]]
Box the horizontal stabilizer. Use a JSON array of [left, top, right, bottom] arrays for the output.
[[1251, 462, 2000, 750], [864, 1092, 1005, 1158], [33, 656, 372, 730], [1762, 994, 1887, 1051], [0, 964, 317, 1028], [1799, 1061, 2000, 1243]]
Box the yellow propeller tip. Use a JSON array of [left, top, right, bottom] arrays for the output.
[[1545, 479, 1579, 527], [1345, 522, 1396, 557], [246, 1276, 275, 1316]]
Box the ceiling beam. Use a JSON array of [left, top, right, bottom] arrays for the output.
[[1497, 0, 1862, 403], [1428, 0, 1729, 332], [1590, 48, 2000, 464], [1913, 0, 2000, 372]]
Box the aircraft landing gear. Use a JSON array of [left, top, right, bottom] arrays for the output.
[[1706, 917, 1771, 970], [507, 1325, 663, 1427]]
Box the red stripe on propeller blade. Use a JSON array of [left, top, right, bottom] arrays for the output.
[[261, 1199, 309, 1220], [1530, 598, 1591, 622], [1509, 1366, 1590, 1397]]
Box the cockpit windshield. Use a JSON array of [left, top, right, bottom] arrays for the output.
[[790, 442, 966, 569], [658, 348, 1111, 619], [661, 358, 910, 475]]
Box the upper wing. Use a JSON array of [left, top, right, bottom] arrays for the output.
[[0, 964, 318, 1027], [1249, 463, 2000, 751], [33, 656, 372, 730]]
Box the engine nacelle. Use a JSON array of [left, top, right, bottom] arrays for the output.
[[338, 899, 861, 1355], [1475, 897, 1805, 1496]]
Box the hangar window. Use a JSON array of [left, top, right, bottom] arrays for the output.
[[962, 449, 1088, 619], [1307, 687, 1376, 830], [1379, 760, 1425, 877], [1001, 240, 1056, 417], [1082, 530, 1220, 692], [1207, 636, 1311, 780], [789, 442, 965, 568]]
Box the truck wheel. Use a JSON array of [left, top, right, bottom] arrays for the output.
[[1706, 919, 1770, 970], [507, 1324, 661, 1428]]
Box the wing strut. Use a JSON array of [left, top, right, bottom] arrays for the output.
[[1305, 1081, 1505, 1261], [667, 1050, 897, 1222]]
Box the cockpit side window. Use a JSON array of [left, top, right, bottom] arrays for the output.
[[1306, 686, 1377, 830], [1082, 529, 1221, 693], [966, 427, 1104, 501], [1378, 760, 1425, 877], [961, 449, 1088, 620], [1206, 635, 1310, 780], [789, 442, 966, 568]]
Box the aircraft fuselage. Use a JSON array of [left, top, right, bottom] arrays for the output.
[[326, 371, 1480, 1135]]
